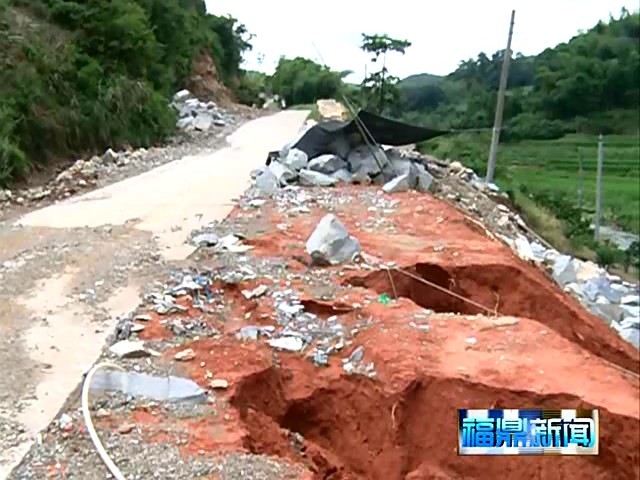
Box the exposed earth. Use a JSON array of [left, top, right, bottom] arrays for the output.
[[0, 109, 638, 479]]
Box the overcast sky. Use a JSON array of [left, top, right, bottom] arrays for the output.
[[204, 1, 638, 82]]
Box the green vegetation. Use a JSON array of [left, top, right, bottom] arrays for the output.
[[400, 10, 639, 136], [270, 57, 349, 107], [421, 132, 639, 263], [407, 11, 639, 270], [0, 0, 252, 186], [359, 33, 411, 114]]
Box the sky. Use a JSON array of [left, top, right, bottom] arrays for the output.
[[204, 1, 639, 83]]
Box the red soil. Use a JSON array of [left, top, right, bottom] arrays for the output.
[[133, 185, 639, 479]]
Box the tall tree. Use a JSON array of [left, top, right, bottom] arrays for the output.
[[360, 33, 411, 114]]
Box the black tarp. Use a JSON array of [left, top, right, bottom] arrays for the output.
[[292, 110, 446, 160]]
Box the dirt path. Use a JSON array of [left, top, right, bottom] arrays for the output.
[[0, 110, 309, 478]]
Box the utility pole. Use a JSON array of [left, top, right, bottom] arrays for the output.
[[594, 134, 604, 241], [485, 9, 516, 184], [577, 148, 584, 210]]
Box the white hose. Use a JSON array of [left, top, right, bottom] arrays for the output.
[[81, 362, 127, 480]]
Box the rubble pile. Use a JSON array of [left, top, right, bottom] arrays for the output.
[[510, 242, 639, 348], [251, 127, 639, 350], [256, 137, 435, 195], [171, 89, 233, 132]]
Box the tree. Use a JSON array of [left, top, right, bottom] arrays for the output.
[[270, 57, 345, 106], [360, 33, 411, 114]]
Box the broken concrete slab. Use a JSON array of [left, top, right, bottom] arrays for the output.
[[308, 154, 347, 175], [299, 169, 338, 187], [305, 214, 361, 265]]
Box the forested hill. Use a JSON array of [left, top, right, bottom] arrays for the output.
[[0, 0, 252, 186], [399, 10, 640, 139]]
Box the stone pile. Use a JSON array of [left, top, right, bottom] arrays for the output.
[[507, 236, 639, 348], [171, 89, 233, 133], [254, 132, 435, 196]]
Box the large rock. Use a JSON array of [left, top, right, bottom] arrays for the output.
[[306, 214, 361, 265], [351, 170, 372, 184], [269, 161, 296, 186], [514, 235, 535, 262], [299, 169, 338, 187], [174, 90, 195, 103], [255, 167, 279, 196], [382, 174, 412, 193], [583, 276, 624, 303], [589, 303, 625, 325], [284, 148, 308, 171], [552, 255, 579, 286], [347, 146, 386, 176], [193, 113, 213, 131], [331, 169, 353, 184], [308, 154, 347, 174], [575, 261, 604, 282], [415, 166, 435, 193]]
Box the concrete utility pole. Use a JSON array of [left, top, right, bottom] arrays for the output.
[[594, 134, 604, 241], [577, 148, 584, 210], [485, 9, 516, 184]]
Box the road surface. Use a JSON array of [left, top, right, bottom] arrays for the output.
[[0, 110, 309, 477]]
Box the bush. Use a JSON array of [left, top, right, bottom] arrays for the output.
[[270, 57, 345, 106], [503, 113, 566, 141], [595, 244, 617, 269]]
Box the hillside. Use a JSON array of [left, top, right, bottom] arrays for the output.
[[0, 0, 252, 187], [399, 10, 640, 136]]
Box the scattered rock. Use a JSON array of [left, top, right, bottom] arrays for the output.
[[192, 233, 219, 247], [193, 113, 214, 131], [175, 348, 196, 361], [255, 167, 280, 196], [331, 169, 353, 184], [209, 379, 229, 390], [305, 214, 361, 265], [242, 285, 268, 300], [283, 148, 309, 171], [95, 408, 111, 419], [109, 340, 154, 359], [268, 336, 305, 352], [117, 423, 136, 435], [299, 169, 338, 187], [102, 148, 120, 164], [269, 162, 296, 186], [383, 174, 412, 193], [307, 154, 347, 174]]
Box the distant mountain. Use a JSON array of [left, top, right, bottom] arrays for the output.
[[398, 73, 444, 90]]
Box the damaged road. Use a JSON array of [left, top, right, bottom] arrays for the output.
[[7, 122, 639, 479], [0, 109, 310, 478]]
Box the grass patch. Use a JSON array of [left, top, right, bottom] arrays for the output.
[[419, 132, 639, 272], [290, 103, 320, 121]]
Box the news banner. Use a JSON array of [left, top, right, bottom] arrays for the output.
[[458, 409, 599, 455]]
